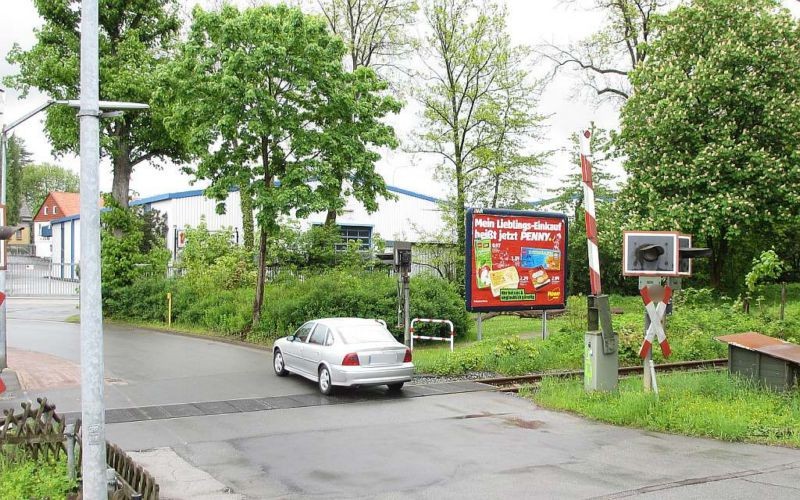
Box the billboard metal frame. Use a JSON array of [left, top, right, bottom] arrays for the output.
[[465, 207, 569, 313]]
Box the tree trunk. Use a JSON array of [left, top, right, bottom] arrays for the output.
[[252, 224, 268, 329], [708, 236, 727, 289], [112, 141, 132, 208], [252, 137, 272, 329], [239, 187, 255, 251]]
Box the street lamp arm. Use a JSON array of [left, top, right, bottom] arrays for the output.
[[2, 99, 150, 134], [2, 100, 57, 134]]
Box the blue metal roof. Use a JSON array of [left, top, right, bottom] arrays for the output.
[[386, 185, 440, 203], [50, 213, 82, 225], [49, 183, 443, 224]]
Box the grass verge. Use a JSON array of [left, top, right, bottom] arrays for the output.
[[525, 371, 800, 447], [0, 447, 77, 499]]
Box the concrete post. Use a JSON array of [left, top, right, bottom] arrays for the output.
[[79, 1, 107, 498], [402, 273, 410, 346], [65, 423, 77, 480], [476, 313, 483, 341]]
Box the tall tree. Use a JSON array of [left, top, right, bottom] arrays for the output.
[[21, 163, 80, 215], [415, 0, 546, 263], [314, 0, 418, 73], [159, 4, 399, 327], [540, 0, 671, 103], [313, 0, 416, 225], [5, 0, 186, 208], [5, 135, 32, 225], [617, 0, 800, 288]]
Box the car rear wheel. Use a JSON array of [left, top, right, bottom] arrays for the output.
[[318, 366, 333, 395], [273, 350, 288, 377], [387, 382, 404, 392]]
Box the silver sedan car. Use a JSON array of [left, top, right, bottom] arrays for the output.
[[272, 318, 414, 395]]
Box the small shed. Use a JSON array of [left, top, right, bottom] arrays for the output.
[[716, 332, 800, 391]]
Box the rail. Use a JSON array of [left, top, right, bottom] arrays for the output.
[[478, 358, 728, 393]]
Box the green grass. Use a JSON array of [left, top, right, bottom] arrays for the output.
[[525, 371, 800, 447], [0, 447, 77, 500], [412, 284, 800, 376]]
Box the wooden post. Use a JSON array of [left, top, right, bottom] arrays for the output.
[[167, 292, 172, 328]]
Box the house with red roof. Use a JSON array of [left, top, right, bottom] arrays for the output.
[[33, 192, 81, 258]]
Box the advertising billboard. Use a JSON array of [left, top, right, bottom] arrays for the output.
[[465, 208, 569, 312]]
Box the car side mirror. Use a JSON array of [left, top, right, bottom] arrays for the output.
[[287, 335, 295, 342]]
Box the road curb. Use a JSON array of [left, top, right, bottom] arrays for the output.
[[103, 320, 274, 352]]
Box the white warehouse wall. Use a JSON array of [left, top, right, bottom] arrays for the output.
[[47, 184, 448, 266]]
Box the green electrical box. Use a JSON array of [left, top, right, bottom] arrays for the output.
[[584, 295, 618, 391]]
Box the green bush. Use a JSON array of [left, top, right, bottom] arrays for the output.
[[253, 269, 469, 343], [0, 447, 76, 499], [101, 198, 170, 309], [104, 276, 173, 322]]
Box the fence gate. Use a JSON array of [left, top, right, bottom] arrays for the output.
[[6, 255, 79, 297]]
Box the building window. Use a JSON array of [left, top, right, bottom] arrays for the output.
[[44, 206, 48, 215], [15, 229, 23, 240], [53, 206, 58, 214], [336, 225, 372, 251], [41, 226, 52, 238]]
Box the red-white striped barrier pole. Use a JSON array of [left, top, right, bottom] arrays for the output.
[[579, 130, 601, 295]]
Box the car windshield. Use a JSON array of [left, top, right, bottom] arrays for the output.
[[337, 324, 396, 344]]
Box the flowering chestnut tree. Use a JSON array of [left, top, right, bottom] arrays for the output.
[[617, 0, 800, 288]]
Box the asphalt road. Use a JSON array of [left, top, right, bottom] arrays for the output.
[[3, 299, 800, 499]]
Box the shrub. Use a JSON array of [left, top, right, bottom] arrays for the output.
[[104, 276, 173, 322], [253, 269, 469, 343], [101, 198, 170, 309]]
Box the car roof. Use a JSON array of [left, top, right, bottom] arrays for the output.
[[315, 318, 386, 328]]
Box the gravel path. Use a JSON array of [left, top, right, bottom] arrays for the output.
[[410, 371, 498, 385]]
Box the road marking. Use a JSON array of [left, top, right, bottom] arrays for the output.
[[59, 381, 493, 424]]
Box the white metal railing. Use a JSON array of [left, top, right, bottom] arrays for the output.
[[6, 257, 79, 296], [410, 318, 455, 352]]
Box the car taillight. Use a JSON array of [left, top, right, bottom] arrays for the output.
[[403, 349, 412, 363], [342, 353, 360, 366]]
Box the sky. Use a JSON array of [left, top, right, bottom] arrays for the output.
[[2, 0, 799, 203]]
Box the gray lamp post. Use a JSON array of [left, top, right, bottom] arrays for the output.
[[1, 1, 148, 493]]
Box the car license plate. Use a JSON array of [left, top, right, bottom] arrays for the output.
[[369, 353, 397, 365]]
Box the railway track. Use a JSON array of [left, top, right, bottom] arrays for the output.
[[477, 358, 728, 393]]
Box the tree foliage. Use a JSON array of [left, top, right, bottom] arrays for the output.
[[312, 0, 415, 225], [314, 0, 418, 74], [541, 0, 671, 103], [100, 196, 170, 305], [617, 0, 800, 289], [415, 0, 547, 270], [5, 0, 186, 207], [5, 135, 32, 225], [158, 4, 400, 326], [20, 163, 80, 216]]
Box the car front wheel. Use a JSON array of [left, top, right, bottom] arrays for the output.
[[273, 350, 288, 377], [318, 366, 333, 395]]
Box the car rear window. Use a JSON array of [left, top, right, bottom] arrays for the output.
[[337, 324, 397, 344]]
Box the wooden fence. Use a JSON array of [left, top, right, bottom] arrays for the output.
[[0, 398, 159, 500], [0, 397, 66, 461]]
